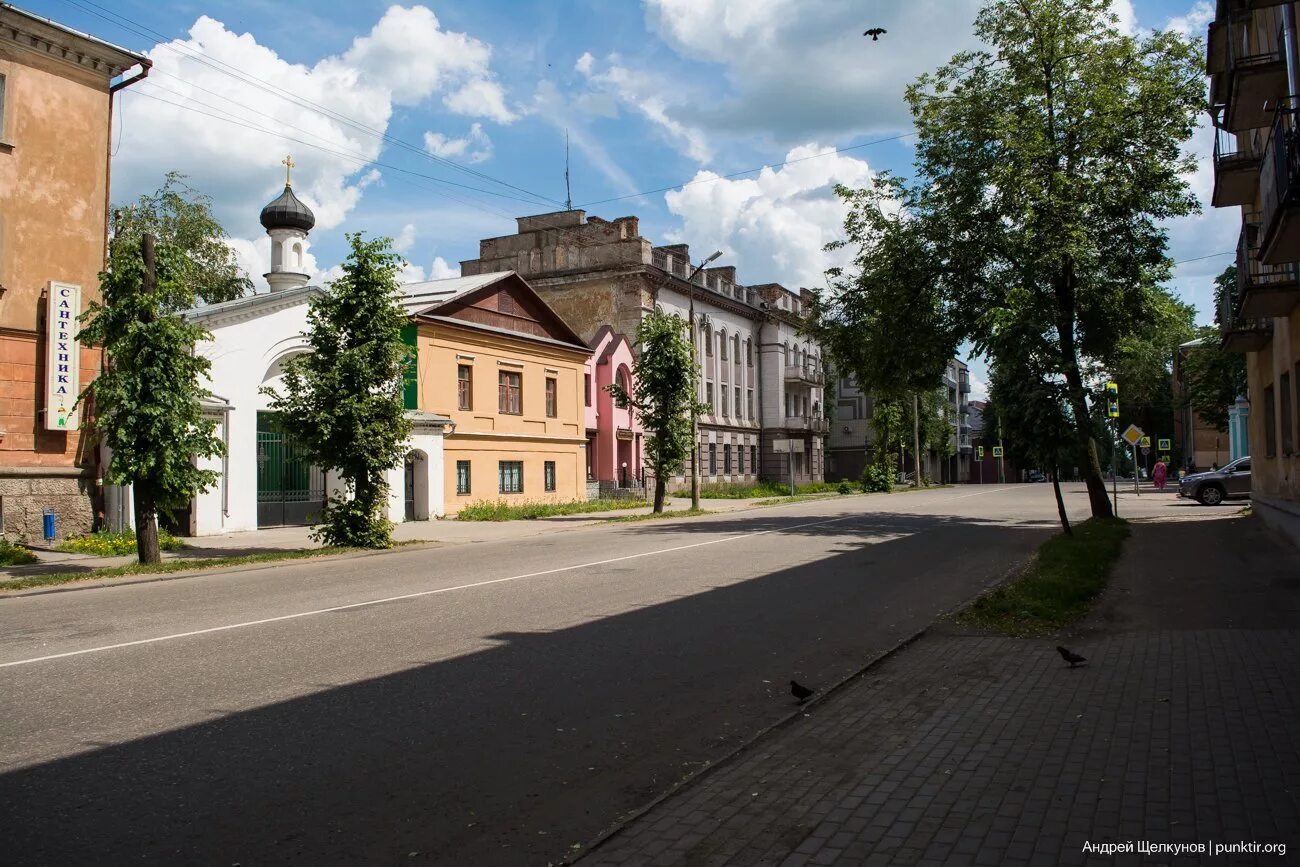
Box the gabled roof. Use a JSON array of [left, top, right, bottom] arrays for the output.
[[402, 270, 588, 351]]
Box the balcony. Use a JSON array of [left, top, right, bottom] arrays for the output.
[[1213, 125, 1263, 206], [1259, 102, 1300, 263], [1208, 8, 1288, 132], [784, 364, 825, 386], [1238, 217, 1300, 317], [783, 416, 829, 433], [1220, 262, 1275, 353], [958, 377, 971, 395]]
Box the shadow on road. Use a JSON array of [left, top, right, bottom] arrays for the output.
[[1, 511, 1052, 866]]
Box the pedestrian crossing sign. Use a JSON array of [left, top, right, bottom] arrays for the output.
[[992, 446, 1004, 458], [1158, 438, 1171, 451]]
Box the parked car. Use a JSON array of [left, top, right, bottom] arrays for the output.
[[1026, 470, 1047, 483], [1178, 456, 1251, 506]]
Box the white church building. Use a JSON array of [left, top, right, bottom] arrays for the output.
[[179, 174, 452, 536]]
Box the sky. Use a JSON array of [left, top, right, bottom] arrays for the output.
[[29, 0, 1224, 399]]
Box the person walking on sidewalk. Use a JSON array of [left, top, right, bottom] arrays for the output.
[[1153, 459, 1167, 491]]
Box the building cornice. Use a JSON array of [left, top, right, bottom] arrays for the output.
[[1, 5, 148, 80]]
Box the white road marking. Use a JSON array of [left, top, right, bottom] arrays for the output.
[[1, 515, 854, 669]]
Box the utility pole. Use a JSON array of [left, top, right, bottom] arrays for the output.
[[912, 391, 922, 487], [135, 233, 162, 565], [687, 251, 723, 511]]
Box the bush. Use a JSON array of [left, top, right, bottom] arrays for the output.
[[836, 479, 856, 495], [861, 464, 893, 493], [698, 480, 848, 499], [56, 530, 186, 556], [457, 498, 643, 521], [0, 539, 39, 566]]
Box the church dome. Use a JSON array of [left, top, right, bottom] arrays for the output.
[[259, 184, 315, 233]]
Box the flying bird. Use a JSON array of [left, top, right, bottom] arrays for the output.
[[790, 680, 815, 703], [1057, 646, 1087, 668], [863, 28, 887, 41]]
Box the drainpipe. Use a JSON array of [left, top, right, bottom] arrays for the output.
[[1284, 5, 1300, 99]]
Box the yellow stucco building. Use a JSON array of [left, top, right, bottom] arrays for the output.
[[401, 272, 590, 512]]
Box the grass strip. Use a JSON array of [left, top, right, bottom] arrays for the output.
[[956, 517, 1130, 636], [0, 546, 356, 592], [601, 508, 711, 524], [456, 498, 647, 521]]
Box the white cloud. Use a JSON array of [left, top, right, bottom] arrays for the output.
[[575, 53, 712, 162], [114, 6, 514, 291], [430, 256, 459, 279], [663, 143, 874, 290], [423, 123, 493, 163], [1166, 1, 1213, 38], [393, 223, 419, 254], [1111, 0, 1138, 35], [640, 0, 986, 146]]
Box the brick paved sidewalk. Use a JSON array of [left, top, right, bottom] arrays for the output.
[[579, 514, 1300, 867]]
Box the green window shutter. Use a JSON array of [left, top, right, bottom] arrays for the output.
[[400, 324, 419, 410]]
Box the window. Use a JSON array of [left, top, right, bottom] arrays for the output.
[[738, 444, 745, 475], [544, 461, 557, 492], [750, 445, 757, 473], [720, 332, 728, 361], [746, 339, 753, 367], [735, 387, 742, 419], [705, 327, 713, 356], [1265, 384, 1278, 458], [456, 460, 471, 495], [545, 377, 558, 418], [724, 444, 732, 474], [1283, 372, 1295, 455], [457, 364, 473, 411], [733, 335, 741, 363], [706, 381, 714, 411], [585, 373, 592, 407], [721, 387, 729, 417], [499, 460, 523, 493], [0, 74, 6, 142], [709, 443, 717, 475], [747, 389, 754, 419], [499, 370, 522, 414]]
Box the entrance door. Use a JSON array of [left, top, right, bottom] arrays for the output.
[[256, 412, 325, 527], [404, 455, 416, 521]]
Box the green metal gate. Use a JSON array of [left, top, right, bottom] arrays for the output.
[[256, 412, 325, 527]]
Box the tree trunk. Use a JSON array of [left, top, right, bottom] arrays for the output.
[[1051, 466, 1072, 536], [653, 475, 666, 513], [1054, 261, 1114, 519], [913, 392, 923, 487], [134, 489, 161, 564]]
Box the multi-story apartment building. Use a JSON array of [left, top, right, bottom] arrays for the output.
[[826, 374, 875, 482], [0, 6, 148, 542], [1173, 337, 1241, 469], [459, 210, 827, 488], [1207, 0, 1300, 545], [943, 359, 973, 483]]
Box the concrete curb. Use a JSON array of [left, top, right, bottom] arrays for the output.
[[565, 625, 932, 865]]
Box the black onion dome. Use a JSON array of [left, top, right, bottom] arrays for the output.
[[259, 184, 315, 232]]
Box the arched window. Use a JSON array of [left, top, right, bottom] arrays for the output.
[[617, 366, 630, 393], [720, 329, 728, 360], [704, 325, 713, 357], [733, 335, 741, 364], [745, 339, 753, 367], [292, 242, 304, 270]]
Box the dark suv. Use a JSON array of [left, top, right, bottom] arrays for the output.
[[1177, 456, 1251, 506]]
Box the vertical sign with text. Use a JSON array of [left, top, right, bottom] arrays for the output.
[[45, 282, 81, 431]]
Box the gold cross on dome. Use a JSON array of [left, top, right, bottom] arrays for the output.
[[282, 154, 295, 186]]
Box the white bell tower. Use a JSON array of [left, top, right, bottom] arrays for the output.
[[259, 155, 316, 292]]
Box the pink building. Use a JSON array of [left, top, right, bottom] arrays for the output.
[[584, 327, 645, 490]]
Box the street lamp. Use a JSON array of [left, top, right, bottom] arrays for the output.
[[688, 250, 723, 511]]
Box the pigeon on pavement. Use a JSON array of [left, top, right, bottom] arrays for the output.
[[1057, 646, 1087, 668], [790, 680, 814, 703]]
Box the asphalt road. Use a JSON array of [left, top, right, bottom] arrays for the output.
[[1, 484, 1107, 865]]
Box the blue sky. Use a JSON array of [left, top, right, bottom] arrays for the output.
[[30, 0, 1222, 395]]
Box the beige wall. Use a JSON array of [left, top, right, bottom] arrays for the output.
[[0, 37, 113, 480], [0, 47, 112, 331], [414, 323, 588, 511], [1247, 310, 1300, 505]]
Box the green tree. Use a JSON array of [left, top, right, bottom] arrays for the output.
[[111, 172, 252, 304], [904, 0, 1204, 518], [812, 176, 959, 486], [609, 309, 701, 513], [266, 234, 411, 548], [78, 234, 224, 563], [1179, 326, 1247, 433]]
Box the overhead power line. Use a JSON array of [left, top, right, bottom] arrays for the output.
[[61, 0, 564, 208]]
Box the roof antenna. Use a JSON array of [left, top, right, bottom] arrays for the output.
[[564, 129, 572, 211]]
